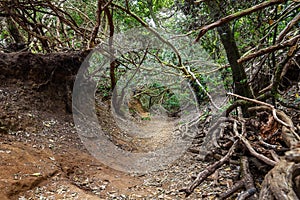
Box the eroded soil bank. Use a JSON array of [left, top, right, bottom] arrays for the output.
[[0, 52, 221, 199]]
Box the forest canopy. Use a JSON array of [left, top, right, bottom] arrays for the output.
[[1, 0, 299, 99]]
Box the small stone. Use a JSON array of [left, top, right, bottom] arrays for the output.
[[100, 185, 106, 190], [71, 192, 78, 197]]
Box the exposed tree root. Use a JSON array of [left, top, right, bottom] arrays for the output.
[[181, 102, 300, 199], [220, 156, 256, 200], [180, 140, 239, 197], [259, 160, 300, 199]]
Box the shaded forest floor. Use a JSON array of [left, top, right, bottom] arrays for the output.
[[0, 73, 242, 199], [0, 67, 251, 199], [0, 52, 299, 199]]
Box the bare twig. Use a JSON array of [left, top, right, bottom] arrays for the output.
[[277, 12, 300, 43], [238, 34, 300, 64], [181, 140, 239, 197], [227, 92, 292, 128], [233, 121, 277, 166]]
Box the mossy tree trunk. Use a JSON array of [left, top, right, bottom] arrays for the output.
[[205, 1, 253, 99]]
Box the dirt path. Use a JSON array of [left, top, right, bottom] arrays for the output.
[[0, 83, 145, 199], [0, 79, 237, 199], [1, 51, 299, 199], [95, 97, 183, 153]]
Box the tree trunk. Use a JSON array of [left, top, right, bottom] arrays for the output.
[[205, 1, 253, 99], [6, 17, 25, 45]]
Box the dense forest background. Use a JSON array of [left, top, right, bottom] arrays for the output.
[[0, 0, 300, 199], [1, 0, 299, 101]]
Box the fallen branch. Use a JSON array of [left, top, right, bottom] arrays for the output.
[[232, 120, 277, 166], [181, 140, 239, 197], [219, 156, 257, 200], [227, 92, 292, 128]]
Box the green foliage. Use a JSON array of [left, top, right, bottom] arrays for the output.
[[0, 29, 9, 43], [138, 82, 181, 113], [114, 0, 175, 31], [141, 116, 151, 120], [97, 84, 111, 99], [162, 93, 180, 112], [1, 0, 299, 109]]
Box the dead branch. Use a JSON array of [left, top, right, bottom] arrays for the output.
[[185, 94, 299, 198], [228, 92, 292, 128], [232, 120, 277, 166], [219, 156, 257, 200], [238, 34, 300, 64], [195, 0, 286, 42], [277, 12, 300, 43], [255, 106, 300, 199], [181, 140, 239, 197], [184, 99, 299, 198]]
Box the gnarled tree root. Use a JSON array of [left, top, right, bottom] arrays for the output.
[[259, 160, 300, 200]]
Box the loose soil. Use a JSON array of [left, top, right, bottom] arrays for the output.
[[0, 52, 235, 199], [2, 52, 298, 199]]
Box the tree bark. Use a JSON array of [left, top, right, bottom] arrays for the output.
[[6, 17, 25, 45], [205, 1, 253, 99], [105, 7, 116, 90]]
